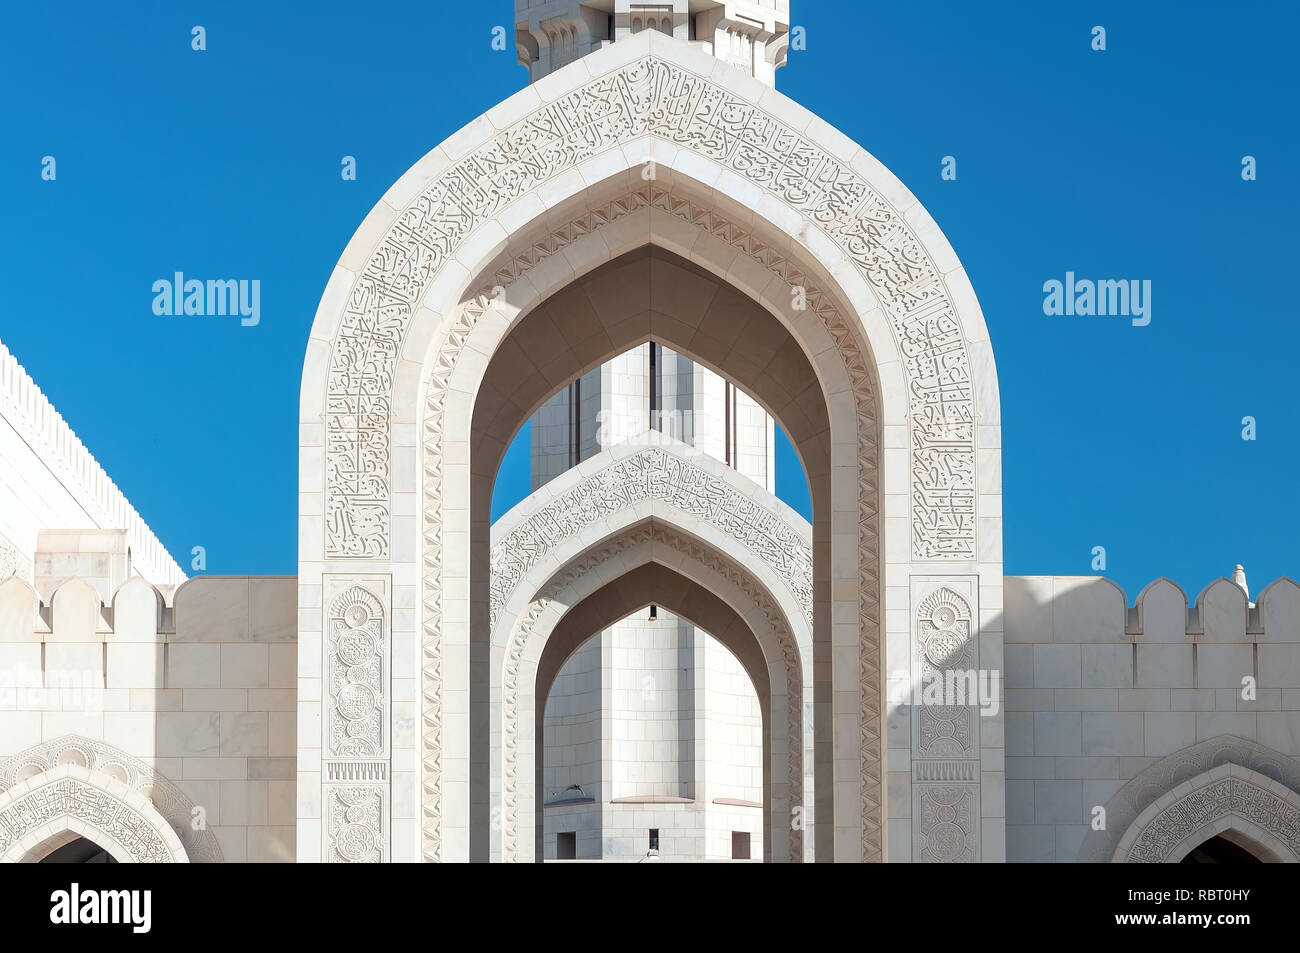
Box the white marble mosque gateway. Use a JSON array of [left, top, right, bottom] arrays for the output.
[[1, 1, 1298, 866]]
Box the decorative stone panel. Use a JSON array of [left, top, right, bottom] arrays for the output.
[[915, 784, 978, 864], [914, 585, 976, 760], [325, 784, 387, 863], [0, 532, 21, 581], [327, 586, 387, 758], [322, 577, 391, 862], [909, 577, 981, 862]]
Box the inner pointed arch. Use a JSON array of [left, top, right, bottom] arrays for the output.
[[470, 245, 832, 508]]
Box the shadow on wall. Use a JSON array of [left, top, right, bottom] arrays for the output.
[[1000, 572, 1300, 863], [0, 574, 298, 863]]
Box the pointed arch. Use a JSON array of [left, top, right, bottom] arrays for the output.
[[1115, 763, 1300, 863], [0, 764, 189, 864], [0, 735, 222, 862], [1078, 736, 1300, 862], [300, 30, 1003, 862], [494, 520, 811, 862]]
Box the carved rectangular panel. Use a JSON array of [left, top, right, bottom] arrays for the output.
[[324, 577, 390, 759], [913, 782, 980, 864], [325, 784, 387, 863], [322, 574, 391, 863], [910, 575, 981, 862]]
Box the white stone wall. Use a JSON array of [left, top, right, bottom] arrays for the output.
[[0, 574, 297, 862], [541, 632, 605, 859], [1003, 573, 1300, 862], [542, 609, 765, 860], [700, 635, 763, 805], [610, 612, 695, 799]]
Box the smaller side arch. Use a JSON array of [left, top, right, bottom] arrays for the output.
[[1115, 763, 1300, 863], [0, 764, 189, 863], [1079, 736, 1300, 862], [0, 735, 222, 862]]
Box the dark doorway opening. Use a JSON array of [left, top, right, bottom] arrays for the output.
[[1180, 834, 1264, 863], [40, 837, 118, 864]]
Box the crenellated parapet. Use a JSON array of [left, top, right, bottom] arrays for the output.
[[1002, 569, 1300, 863], [1005, 571, 1300, 647], [0, 574, 297, 643], [1, 575, 169, 647]]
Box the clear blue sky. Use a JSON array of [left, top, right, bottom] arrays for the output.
[[2, 1, 1295, 601]]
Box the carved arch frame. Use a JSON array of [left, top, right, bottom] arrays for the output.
[[499, 520, 811, 862], [0, 764, 189, 864], [0, 734, 221, 862], [1078, 736, 1300, 863], [1114, 763, 1300, 863], [490, 437, 814, 862], [300, 32, 1002, 862]]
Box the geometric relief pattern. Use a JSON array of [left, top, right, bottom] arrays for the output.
[[0, 777, 174, 863], [914, 586, 975, 760], [490, 446, 813, 631], [327, 586, 386, 758], [419, 179, 885, 860], [500, 523, 805, 862], [1127, 777, 1300, 863], [0, 735, 223, 862], [327, 54, 975, 560], [326, 785, 387, 863], [915, 784, 977, 863]]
